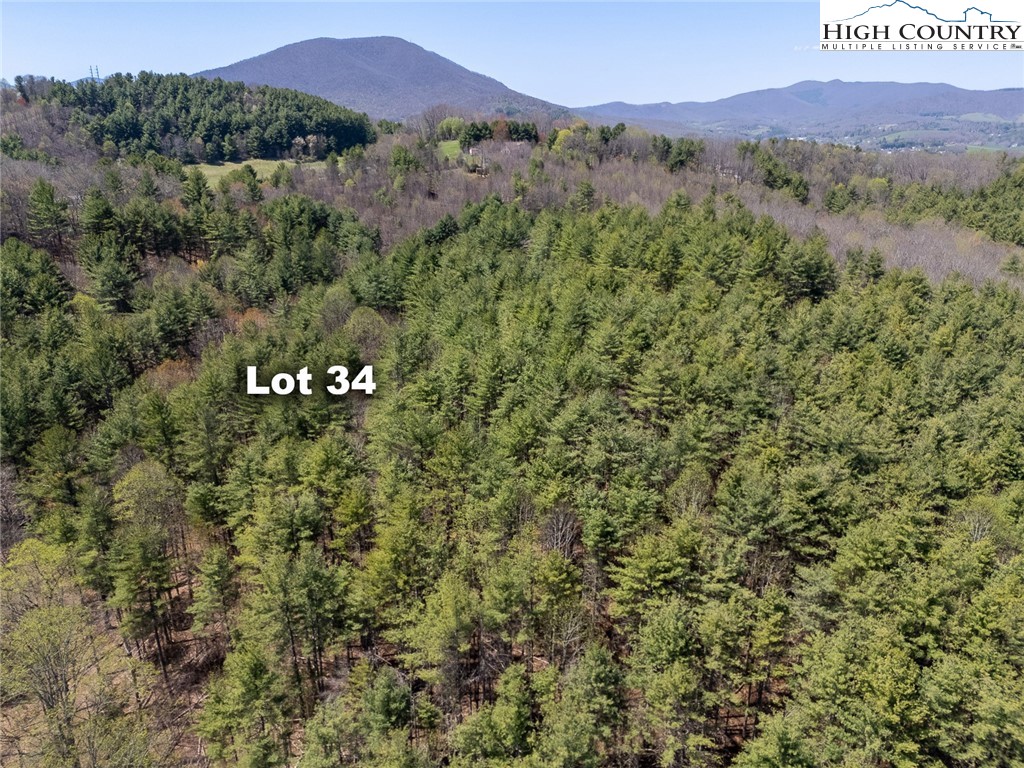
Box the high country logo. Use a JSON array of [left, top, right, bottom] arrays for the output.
[[820, 0, 1023, 50]]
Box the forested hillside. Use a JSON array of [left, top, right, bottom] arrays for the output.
[[7, 72, 376, 164], [2, 83, 1024, 767]]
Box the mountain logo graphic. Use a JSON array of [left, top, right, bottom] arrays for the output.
[[819, 0, 1022, 51], [829, 1, 1017, 23]]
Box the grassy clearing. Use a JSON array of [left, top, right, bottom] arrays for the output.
[[195, 159, 326, 183], [437, 140, 461, 162]]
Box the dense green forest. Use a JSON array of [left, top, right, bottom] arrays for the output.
[[7, 72, 377, 163], [2, 81, 1024, 768]]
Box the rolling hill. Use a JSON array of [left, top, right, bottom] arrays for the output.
[[195, 36, 569, 121], [578, 79, 1024, 149]]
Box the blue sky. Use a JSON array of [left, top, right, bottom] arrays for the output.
[[2, 2, 1021, 105]]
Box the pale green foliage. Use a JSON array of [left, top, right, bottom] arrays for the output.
[[1, 539, 160, 766]]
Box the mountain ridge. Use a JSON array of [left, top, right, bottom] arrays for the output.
[[195, 36, 570, 121], [578, 79, 1024, 147]]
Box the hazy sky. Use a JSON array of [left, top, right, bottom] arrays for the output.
[[2, 2, 1022, 105]]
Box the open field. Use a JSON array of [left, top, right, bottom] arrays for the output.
[[195, 158, 326, 182], [437, 140, 461, 161]]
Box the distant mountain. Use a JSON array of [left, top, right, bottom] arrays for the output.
[[579, 80, 1024, 149], [196, 36, 569, 121]]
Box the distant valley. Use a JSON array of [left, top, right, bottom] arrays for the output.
[[578, 80, 1024, 151]]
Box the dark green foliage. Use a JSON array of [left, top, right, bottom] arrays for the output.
[[27, 178, 71, 255], [667, 137, 704, 172], [198, 643, 292, 766], [79, 232, 140, 310], [0, 132, 57, 164], [0, 238, 70, 327], [459, 120, 494, 149], [81, 188, 118, 236], [506, 120, 540, 143], [376, 118, 404, 135], [598, 122, 627, 144], [887, 159, 1024, 246], [652, 134, 673, 164], [390, 144, 422, 176], [49, 72, 375, 162], [335, 195, 1023, 767], [740, 140, 810, 203], [823, 182, 856, 214], [216, 194, 377, 307]]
